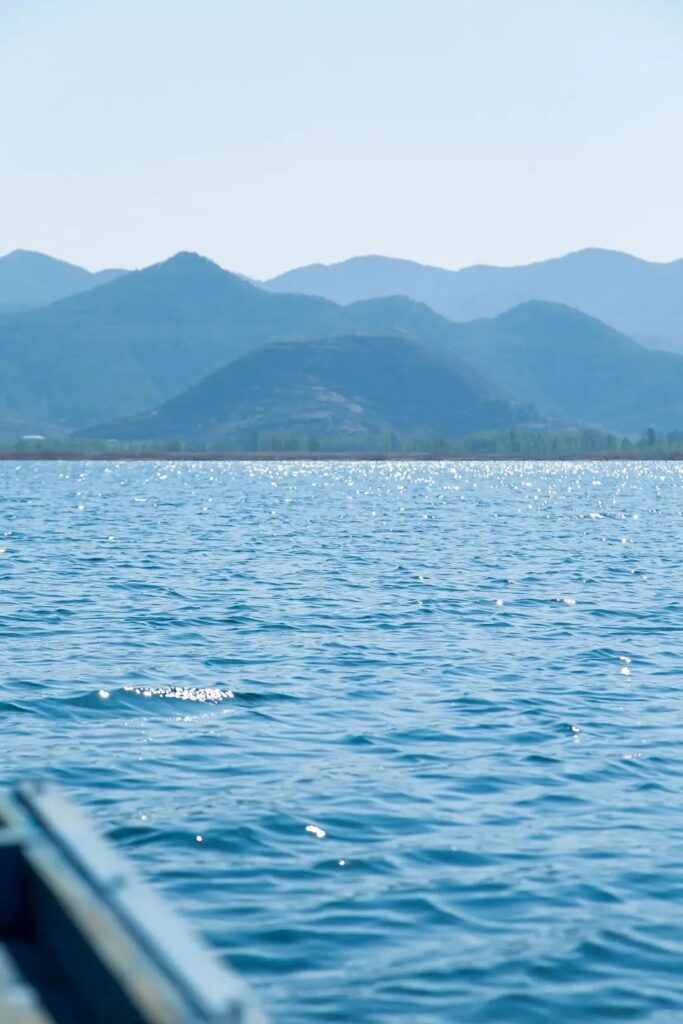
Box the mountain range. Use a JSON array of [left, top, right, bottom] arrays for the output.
[[264, 248, 683, 354], [5, 246, 683, 355], [0, 252, 489, 438], [1, 247, 683, 446]]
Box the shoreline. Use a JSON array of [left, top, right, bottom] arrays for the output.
[[2, 450, 683, 463]]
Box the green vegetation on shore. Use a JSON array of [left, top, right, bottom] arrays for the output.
[[5, 427, 683, 458]]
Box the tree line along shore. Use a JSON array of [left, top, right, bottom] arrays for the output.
[[2, 426, 683, 461]]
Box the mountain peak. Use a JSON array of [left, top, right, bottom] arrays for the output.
[[1, 248, 83, 269], [496, 299, 591, 320], [166, 250, 214, 265], [0, 249, 127, 313], [152, 251, 223, 273], [493, 299, 638, 343], [148, 251, 257, 286]]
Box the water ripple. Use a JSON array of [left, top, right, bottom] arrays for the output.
[[2, 460, 683, 1021]]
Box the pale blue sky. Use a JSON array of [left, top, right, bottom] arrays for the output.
[[1, 0, 682, 276]]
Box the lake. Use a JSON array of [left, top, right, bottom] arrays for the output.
[[2, 460, 683, 1022]]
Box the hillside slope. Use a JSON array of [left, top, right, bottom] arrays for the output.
[[452, 302, 683, 433], [80, 335, 531, 443], [0, 252, 472, 437]]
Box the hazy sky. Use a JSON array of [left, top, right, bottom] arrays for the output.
[[1, 0, 682, 276]]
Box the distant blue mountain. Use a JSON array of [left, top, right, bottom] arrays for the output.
[[83, 296, 683, 443], [2, 250, 683, 444], [0, 252, 475, 437], [451, 302, 683, 434], [0, 249, 126, 312], [263, 248, 683, 353]]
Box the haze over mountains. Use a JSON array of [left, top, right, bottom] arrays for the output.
[[0, 252, 501, 438], [6, 246, 683, 355], [264, 249, 683, 354], [0, 252, 353, 435], [0, 250, 125, 313], [451, 303, 683, 435], [1, 246, 683, 447]]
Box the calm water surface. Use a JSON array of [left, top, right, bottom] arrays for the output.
[[2, 460, 683, 1022]]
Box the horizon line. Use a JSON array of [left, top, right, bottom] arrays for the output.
[[2, 244, 682, 279]]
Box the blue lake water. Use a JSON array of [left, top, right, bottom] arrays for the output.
[[2, 460, 683, 1022]]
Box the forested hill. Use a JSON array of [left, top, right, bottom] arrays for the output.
[[3, 251, 683, 443], [0, 252, 458, 437], [79, 334, 533, 444]]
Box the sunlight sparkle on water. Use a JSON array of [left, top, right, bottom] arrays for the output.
[[306, 825, 327, 839], [4, 460, 683, 1023]]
